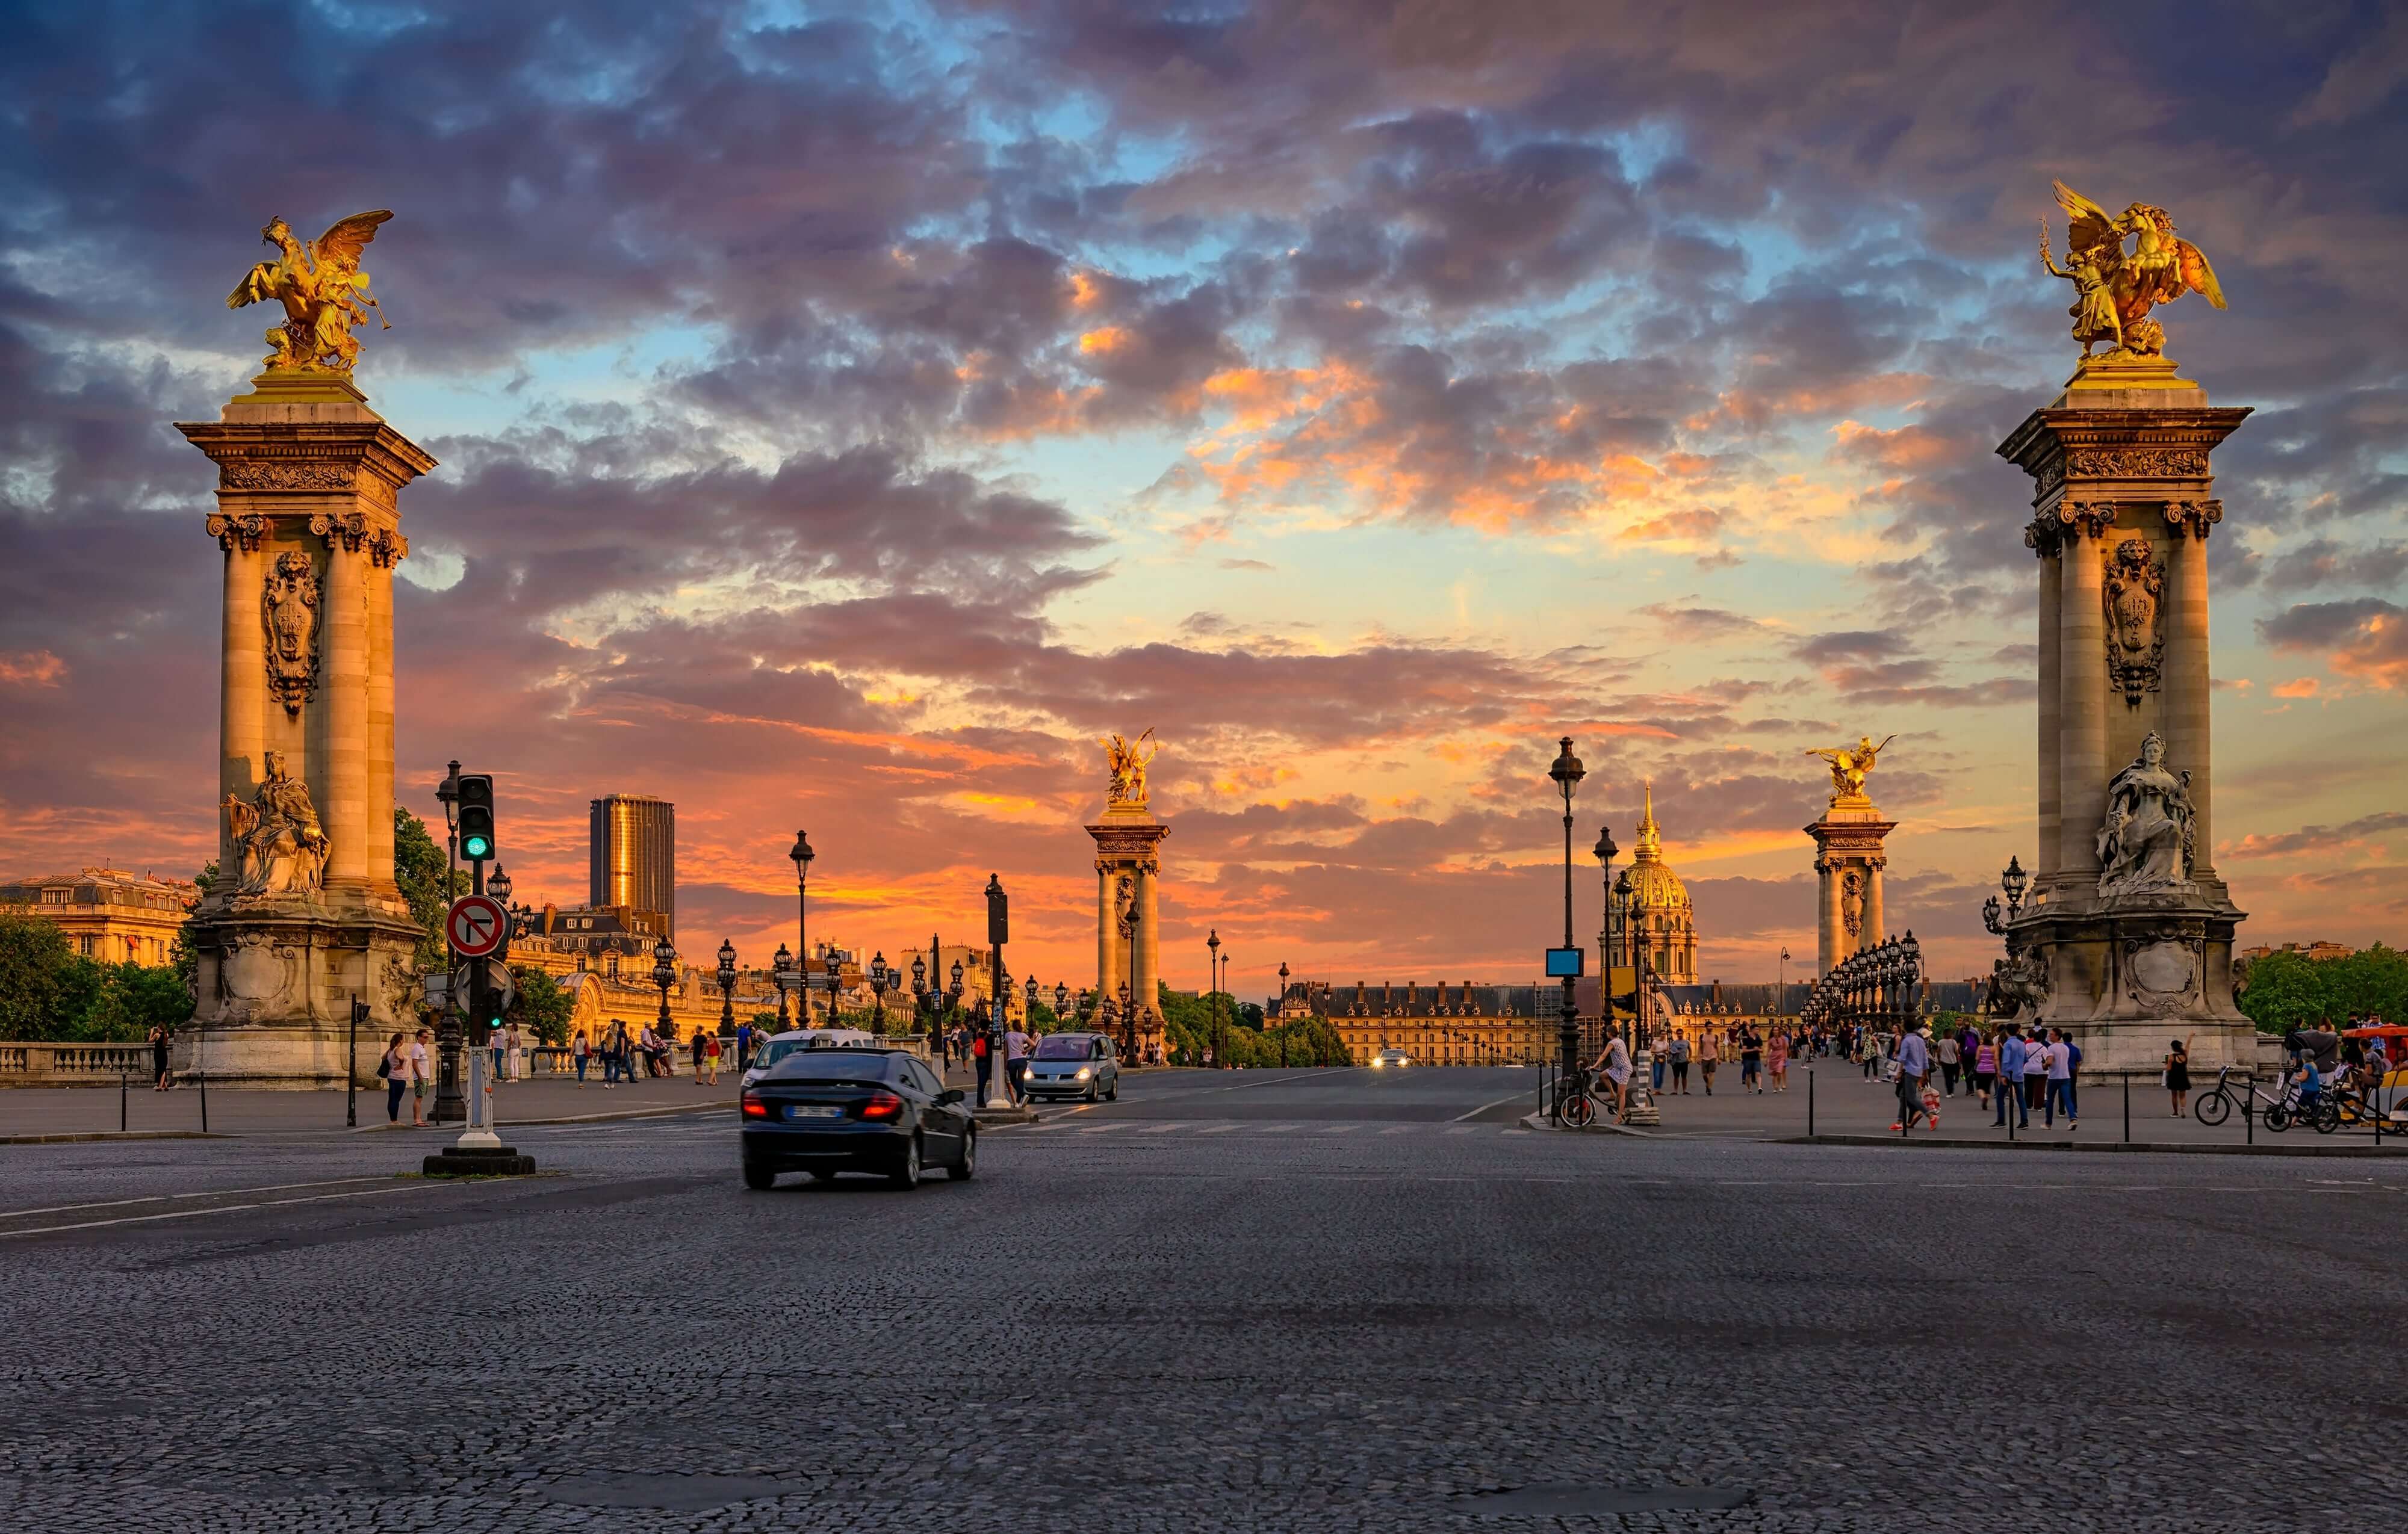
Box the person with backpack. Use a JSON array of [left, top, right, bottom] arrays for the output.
[[573, 1028, 591, 1087], [971, 1014, 993, 1103], [377, 1031, 408, 1122]]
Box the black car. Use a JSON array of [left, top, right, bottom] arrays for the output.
[[740, 1048, 975, 1190]]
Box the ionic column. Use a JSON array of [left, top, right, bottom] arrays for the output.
[[317, 516, 370, 894], [1137, 862, 1162, 1017], [1096, 862, 1115, 999], [2058, 503, 2114, 878], [1864, 859, 1886, 945], [1817, 857, 1840, 974], [2032, 522, 2064, 880], [2166, 501, 2218, 875], [366, 532, 404, 896], [211, 515, 268, 863]]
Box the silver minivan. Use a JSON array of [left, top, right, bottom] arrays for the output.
[[1021, 1031, 1120, 1102]]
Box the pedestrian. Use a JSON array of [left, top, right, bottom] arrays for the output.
[[1667, 1031, 1690, 1093], [971, 1013, 993, 1101], [1740, 1028, 1763, 1093], [1972, 1031, 1996, 1111], [149, 1024, 172, 1091], [1005, 1019, 1032, 1103], [1652, 1044, 1667, 1093], [407, 1027, 433, 1127], [489, 1028, 504, 1085], [1936, 1028, 1961, 1096], [703, 1029, 722, 1086], [1591, 1032, 1633, 1125], [690, 1025, 707, 1083], [735, 1020, 752, 1074], [573, 1027, 590, 1087], [1767, 1028, 1790, 1093], [1860, 1027, 1881, 1081], [1890, 1024, 1931, 1132], [2042, 1028, 2076, 1130], [1698, 1028, 1719, 1095], [506, 1022, 526, 1082], [378, 1030, 408, 1122], [2164, 1038, 2189, 1117], [1993, 1024, 2029, 1128]]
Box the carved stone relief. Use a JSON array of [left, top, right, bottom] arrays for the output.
[[309, 511, 368, 552], [208, 512, 268, 553], [2163, 498, 2222, 541], [262, 550, 321, 716], [224, 459, 355, 492], [2122, 938, 2202, 1018], [2101, 537, 2165, 707], [1840, 869, 1864, 936], [2065, 447, 2209, 478]]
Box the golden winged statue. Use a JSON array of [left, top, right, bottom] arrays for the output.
[[1806, 734, 1895, 805], [226, 211, 394, 372], [2041, 181, 2225, 362], [1103, 728, 1159, 806]]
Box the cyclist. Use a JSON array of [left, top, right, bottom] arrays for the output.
[[1589, 1033, 1633, 1125]]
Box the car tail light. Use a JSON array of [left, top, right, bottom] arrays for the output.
[[859, 1090, 904, 1121], [740, 1092, 770, 1119]]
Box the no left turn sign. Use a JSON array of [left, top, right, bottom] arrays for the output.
[[446, 895, 510, 959]]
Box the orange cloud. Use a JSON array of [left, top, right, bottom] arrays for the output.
[[2271, 676, 2321, 699], [0, 651, 66, 687]]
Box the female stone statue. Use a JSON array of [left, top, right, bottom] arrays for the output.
[[2096, 731, 2195, 897]]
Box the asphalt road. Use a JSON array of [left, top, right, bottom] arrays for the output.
[[2, 1066, 2401, 1533]]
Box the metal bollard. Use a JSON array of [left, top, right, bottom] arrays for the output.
[[120, 1069, 128, 1133], [1807, 1066, 1815, 1138], [198, 1070, 208, 1134], [2123, 1075, 2130, 1144]]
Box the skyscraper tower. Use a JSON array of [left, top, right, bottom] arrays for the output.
[[589, 794, 675, 938]]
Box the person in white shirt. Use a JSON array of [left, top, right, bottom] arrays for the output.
[[504, 1022, 524, 1082], [2043, 1028, 2077, 1129], [406, 1028, 433, 1127]]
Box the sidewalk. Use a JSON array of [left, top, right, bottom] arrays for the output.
[[0, 1072, 740, 1140], [1581, 1060, 2404, 1152]]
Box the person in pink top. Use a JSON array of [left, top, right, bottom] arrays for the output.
[[1973, 1033, 1999, 1112], [1766, 1030, 1790, 1093]]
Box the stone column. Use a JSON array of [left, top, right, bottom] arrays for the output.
[[1864, 858, 1886, 945], [317, 515, 370, 895], [367, 536, 404, 897], [2032, 524, 2063, 882], [2058, 503, 2113, 880], [1096, 862, 1116, 1001], [210, 514, 269, 867], [2166, 501, 2218, 876], [1136, 861, 1162, 1018], [1816, 858, 1841, 973]]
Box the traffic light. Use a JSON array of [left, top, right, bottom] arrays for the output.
[[456, 773, 495, 861]]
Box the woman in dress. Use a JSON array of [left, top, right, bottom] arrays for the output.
[[1766, 1028, 1790, 1093], [2164, 1038, 2191, 1118], [149, 1024, 172, 1091], [380, 1031, 408, 1122]]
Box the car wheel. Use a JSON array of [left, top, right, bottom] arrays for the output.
[[1106, 1077, 1118, 1101], [889, 1134, 923, 1190], [1084, 1081, 1097, 1103], [951, 1124, 978, 1180], [742, 1161, 776, 1191]]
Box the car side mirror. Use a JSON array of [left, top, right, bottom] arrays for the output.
[[937, 1087, 965, 1106]]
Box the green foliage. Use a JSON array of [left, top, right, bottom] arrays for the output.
[[2240, 945, 2408, 1033], [511, 967, 576, 1046], [81, 962, 196, 1041], [0, 912, 102, 1041], [1154, 983, 1347, 1065], [172, 859, 217, 995], [394, 806, 465, 973]]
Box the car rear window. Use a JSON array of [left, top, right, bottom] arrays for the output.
[[1032, 1035, 1091, 1060], [760, 1054, 896, 1083]]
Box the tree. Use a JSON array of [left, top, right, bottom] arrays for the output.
[[511, 967, 576, 1046], [81, 962, 195, 1041], [2238, 950, 2338, 1033], [0, 912, 101, 1042], [394, 806, 465, 973]]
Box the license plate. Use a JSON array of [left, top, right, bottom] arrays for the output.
[[786, 1104, 844, 1121]]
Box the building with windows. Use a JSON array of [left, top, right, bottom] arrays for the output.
[[1606, 783, 1698, 986], [589, 794, 674, 939], [1273, 979, 1557, 1065], [0, 868, 200, 966]]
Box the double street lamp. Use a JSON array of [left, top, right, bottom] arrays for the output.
[[1548, 737, 1585, 1087], [651, 936, 677, 1046], [1981, 854, 2031, 936], [772, 942, 794, 1029], [870, 951, 889, 1032]]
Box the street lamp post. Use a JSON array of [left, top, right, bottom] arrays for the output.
[[1548, 737, 1586, 1103], [983, 876, 1011, 1110], [788, 830, 815, 1025], [1592, 826, 1618, 1042], [1206, 930, 1221, 1068], [1119, 979, 1135, 1065], [1276, 962, 1290, 1068], [716, 939, 737, 1041], [771, 941, 793, 1030], [651, 937, 677, 1063], [430, 761, 466, 1125], [910, 951, 929, 1053], [823, 951, 842, 1027], [870, 951, 889, 1033], [1025, 976, 1040, 1040]]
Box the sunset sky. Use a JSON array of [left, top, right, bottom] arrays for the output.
[[2, 1, 2403, 1001]]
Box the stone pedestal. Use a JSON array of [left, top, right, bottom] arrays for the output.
[[1994, 362, 2253, 1076], [176, 372, 435, 1087], [1087, 803, 1169, 1063], [1806, 800, 1896, 975]]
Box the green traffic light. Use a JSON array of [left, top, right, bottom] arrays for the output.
[[464, 833, 492, 859]]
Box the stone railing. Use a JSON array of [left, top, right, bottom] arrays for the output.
[[0, 1042, 158, 1085]]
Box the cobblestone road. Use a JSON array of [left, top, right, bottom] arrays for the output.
[[2, 1066, 2400, 1532]]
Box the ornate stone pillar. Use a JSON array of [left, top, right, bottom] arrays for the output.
[[209, 513, 270, 865], [1815, 855, 1842, 974], [1095, 862, 1116, 1001], [367, 530, 406, 900], [2165, 499, 2220, 877], [314, 512, 370, 895], [1864, 858, 1886, 945], [2056, 500, 2114, 879], [2029, 520, 2064, 882], [1087, 805, 1170, 1055], [1136, 858, 1162, 1020]]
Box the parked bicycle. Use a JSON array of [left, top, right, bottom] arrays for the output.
[[2192, 1065, 2338, 1133]]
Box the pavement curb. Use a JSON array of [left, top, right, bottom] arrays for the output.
[[1783, 1133, 2408, 1157], [0, 1130, 231, 1145], [349, 1099, 734, 1133]]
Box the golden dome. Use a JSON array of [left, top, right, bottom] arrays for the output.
[[1624, 781, 1690, 910]]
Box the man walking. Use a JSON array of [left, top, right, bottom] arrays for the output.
[[1993, 1023, 2029, 1129], [1890, 1024, 1931, 1133], [2042, 1028, 2077, 1130], [1004, 1018, 1032, 1104]]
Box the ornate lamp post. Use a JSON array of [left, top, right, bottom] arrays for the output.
[[1205, 930, 1223, 1067], [716, 938, 737, 1039], [910, 951, 929, 1049], [651, 936, 677, 1056], [771, 941, 793, 1030], [823, 950, 842, 1027], [1025, 976, 1040, 1037], [1547, 737, 1586, 1099], [1053, 980, 1069, 1027], [1119, 979, 1135, 1065], [869, 951, 889, 1033], [1591, 826, 1618, 1042], [787, 829, 815, 1024], [1277, 961, 1290, 1067]]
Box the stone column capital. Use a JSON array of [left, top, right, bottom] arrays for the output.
[[309, 511, 371, 553], [207, 513, 268, 553], [2023, 517, 2063, 560], [2055, 499, 2118, 540], [2163, 499, 2223, 540]]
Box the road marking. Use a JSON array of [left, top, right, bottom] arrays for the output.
[[1319, 1124, 1361, 1134], [1173, 1068, 1354, 1096], [1257, 1124, 1299, 1133], [0, 1175, 404, 1222], [1454, 1092, 1530, 1122], [1140, 1123, 1184, 1134], [1, 1183, 442, 1239], [1199, 1124, 1241, 1134], [1077, 1124, 1124, 1134]]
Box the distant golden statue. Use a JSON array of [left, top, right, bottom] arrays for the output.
[[226, 211, 394, 372], [2041, 181, 2226, 362], [1103, 729, 1158, 806], [1807, 734, 1895, 805]]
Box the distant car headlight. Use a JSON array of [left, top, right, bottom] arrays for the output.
[[1075, 1066, 1091, 1080], [1371, 1057, 1385, 1068]]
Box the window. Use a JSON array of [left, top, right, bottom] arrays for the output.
[[78, 935, 95, 955], [606, 953, 620, 977], [42, 888, 68, 905]]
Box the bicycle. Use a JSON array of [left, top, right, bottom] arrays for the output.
[[2192, 1065, 2276, 1128], [1559, 1066, 1622, 1129]]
